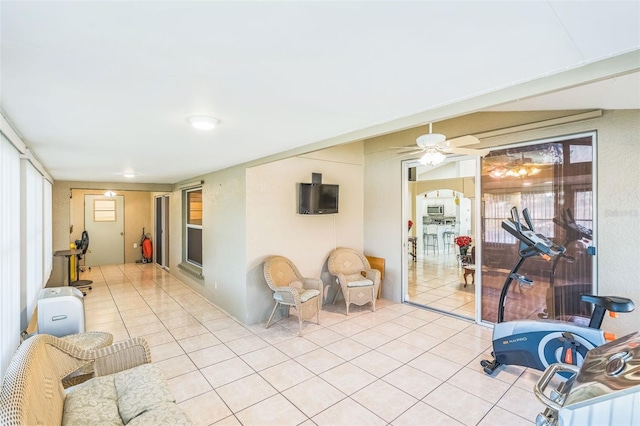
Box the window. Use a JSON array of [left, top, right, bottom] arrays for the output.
[[24, 160, 44, 327], [574, 190, 593, 231], [93, 199, 117, 222], [185, 188, 202, 267], [1, 133, 21, 381]]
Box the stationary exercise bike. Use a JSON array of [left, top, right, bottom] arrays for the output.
[[538, 208, 594, 321], [481, 207, 634, 375]]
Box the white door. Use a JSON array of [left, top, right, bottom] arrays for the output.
[[84, 195, 124, 266]]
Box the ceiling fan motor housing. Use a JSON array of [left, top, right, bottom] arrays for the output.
[[416, 133, 447, 147]]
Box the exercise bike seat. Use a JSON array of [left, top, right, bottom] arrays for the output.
[[581, 294, 635, 313]]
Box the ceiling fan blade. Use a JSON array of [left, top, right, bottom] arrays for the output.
[[394, 147, 424, 155], [447, 135, 480, 147], [397, 149, 424, 156], [450, 147, 491, 157]]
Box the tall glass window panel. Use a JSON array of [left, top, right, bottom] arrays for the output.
[[0, 134, 21, 381], [480, 136, 594, 325], [24, 160, 44, 326], [185, 188, 202, 267], [43, 179, 53, 283]]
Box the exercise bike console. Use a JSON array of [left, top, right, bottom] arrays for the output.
[[501, 207, 565, 259]]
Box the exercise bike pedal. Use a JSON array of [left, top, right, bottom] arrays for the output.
[[483, 366, 494, 375], [480, 358, 500, 374]]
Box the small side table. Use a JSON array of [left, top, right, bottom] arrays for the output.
[[54, 249, 83, 286], [408, 237, 417, 262], [463, 264, 476, 287]]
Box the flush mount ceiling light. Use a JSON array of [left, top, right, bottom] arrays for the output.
[[187, 115, 219, 130], [123, 172, 137, 178]]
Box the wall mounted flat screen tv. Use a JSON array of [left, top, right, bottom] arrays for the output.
[[298, 183, 339, 214]]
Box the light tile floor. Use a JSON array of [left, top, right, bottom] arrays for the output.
[[81, 263, 546, 425], [407, 246, 476, 319]]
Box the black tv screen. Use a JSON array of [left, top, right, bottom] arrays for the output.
[[298, 183, 339, 214]]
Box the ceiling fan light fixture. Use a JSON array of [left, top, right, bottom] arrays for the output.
[[489, 166, 508, 178], [419, 151, 446, 166], [490, 164, 542, 179], [187, 115, 219, 130]]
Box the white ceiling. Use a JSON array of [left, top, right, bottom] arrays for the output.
[[2, 1, 639, 184]]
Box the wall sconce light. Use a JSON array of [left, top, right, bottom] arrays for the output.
[[104, 190, 117, 197]]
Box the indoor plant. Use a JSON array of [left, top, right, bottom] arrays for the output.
[[454, 235, 472, 255]]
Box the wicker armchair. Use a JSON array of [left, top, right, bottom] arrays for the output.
[[328, 247, 381, 315], [0, 334, 189, 426], [263, 255, 322, 336]]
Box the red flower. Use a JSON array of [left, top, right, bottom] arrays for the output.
[[408, 220, 414, 232], [454, 236, 472, 247]]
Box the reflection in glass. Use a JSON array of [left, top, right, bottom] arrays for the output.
[[480, 136, 594, 325]]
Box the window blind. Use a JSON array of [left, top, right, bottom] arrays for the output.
[[0, 133, 21, 381], [23, 160, 44, 327], [43, 179, 53, 283]]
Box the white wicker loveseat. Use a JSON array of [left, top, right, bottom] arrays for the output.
[[0, 333, 191, 425]]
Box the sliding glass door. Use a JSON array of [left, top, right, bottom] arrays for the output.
[[479, 133, 596, 325]]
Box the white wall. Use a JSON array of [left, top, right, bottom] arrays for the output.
[[168, 143, 365, 325], [169, 166, 248, 322], [245, 143, 365, 324]]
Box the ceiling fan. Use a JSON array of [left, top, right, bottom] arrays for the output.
[[484, 152, 551, 179], [393, 123, 490, 165]]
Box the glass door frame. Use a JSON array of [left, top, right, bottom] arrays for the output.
[[401, 156, 484, 325]]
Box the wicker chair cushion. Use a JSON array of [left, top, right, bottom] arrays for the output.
[[343, 273, 374, 287], [127, 403, 194, 426], [346, 278, 374, 287], [63, 364, 187, 425], [273, 288, 320, 303], [62, 375, 120, 426], [115, 363, 178, 423]]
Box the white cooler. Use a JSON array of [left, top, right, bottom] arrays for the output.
[[38, 287, 85, 337]]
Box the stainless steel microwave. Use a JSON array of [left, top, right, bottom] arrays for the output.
[[427, 205, 444, 215]]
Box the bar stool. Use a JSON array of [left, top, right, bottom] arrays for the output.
[[443, 228, 457, 253], [423, 224, 438, 255]]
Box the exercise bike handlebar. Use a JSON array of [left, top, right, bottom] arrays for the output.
[[502, 207, 565, 258]]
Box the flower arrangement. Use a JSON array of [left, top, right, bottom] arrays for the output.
[[454, 235, 472, 248]]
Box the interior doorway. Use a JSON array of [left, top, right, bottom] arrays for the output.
[[403, 158, 479, 321], [155, 195, 170, 269]]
